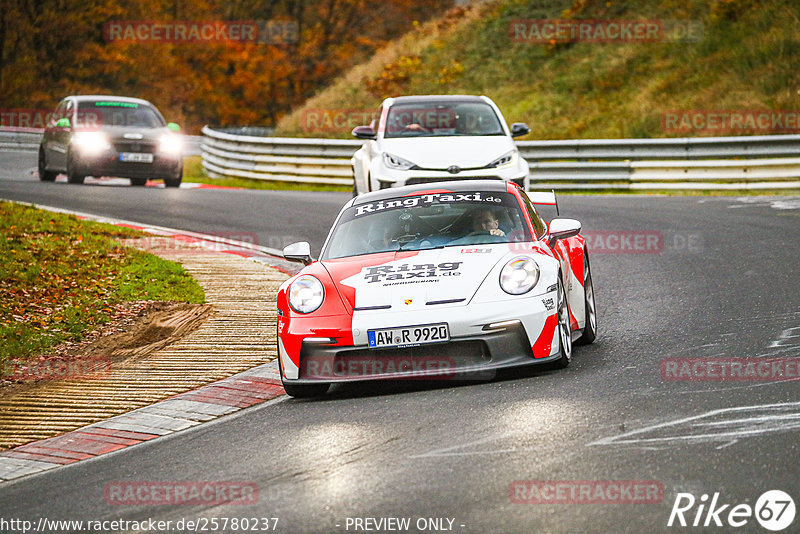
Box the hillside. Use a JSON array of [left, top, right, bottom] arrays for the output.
[[275, 0, 800, 140]]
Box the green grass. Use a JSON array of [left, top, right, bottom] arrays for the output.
[[182, 156, 350, 192], [112, 249, 205, 302], [0, 201, 204, 374]]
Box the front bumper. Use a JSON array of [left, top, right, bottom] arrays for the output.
[[72, 151, 182, 179], [370, 160, 530, 191], [278, 291, 562, 384], [283, 323, 561, 384]]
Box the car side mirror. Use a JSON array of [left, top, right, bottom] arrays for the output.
[[352, 125, 377, 140], [283, 242, 313, 265], [547, 218, 581, 247], [167, 122, 181, 132], [56, 118, 71, 128], [510, 122, 530, 138]]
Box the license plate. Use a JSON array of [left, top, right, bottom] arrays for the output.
[[368, 323, 449, 349], [120, 152, 153, 163]]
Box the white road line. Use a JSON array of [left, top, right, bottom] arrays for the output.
[[589, 401, 800, 447]]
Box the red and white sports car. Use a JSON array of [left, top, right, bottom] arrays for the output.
[[277, 180, 597, 397]]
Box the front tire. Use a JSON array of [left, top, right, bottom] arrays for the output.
[[551, 274, 573, 369], [575, 249, 597, 345], [38, 147, 57, 182], [66, 152, 85, 184], [164, 163, 183, 188]]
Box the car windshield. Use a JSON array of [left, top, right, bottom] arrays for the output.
[[384, 101, 505, 138], [76, 101, 165, 128], [322, 191, 532, 260]]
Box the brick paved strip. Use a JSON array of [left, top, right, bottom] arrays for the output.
[[91, 421, 176, 436], [0, 457, 63, 481], [200, 384, 279, 400], [78, 427, 161, 441], [178, 393, 259, 409], [12, 446, 93, 461], [3, 451, 76, 465], [0, 360, 286, 482]]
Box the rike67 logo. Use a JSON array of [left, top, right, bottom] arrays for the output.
[[668, 490, 795, 531]]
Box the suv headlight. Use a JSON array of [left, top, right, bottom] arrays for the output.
[[288, 275, 325, 314], [382, 152, 420, 170], [72, 131, 111, 155], [487, 150, 518, 169], [159, 134, 183, 156], [499, 257, 540, 295]]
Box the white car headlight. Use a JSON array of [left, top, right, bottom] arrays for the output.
[[159, 134, 183, 156], [487, 150, 518, 168], [499, 257, 540, 295], [288, 275, 325, 314], [72, 131, 111, 155], [382, 152, 419, 170]]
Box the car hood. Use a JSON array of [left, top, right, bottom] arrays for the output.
[[378, 136, 514, 170], [322, 245, 514, 312]]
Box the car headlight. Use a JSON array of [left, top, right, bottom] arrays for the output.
[[72, 131, 111, 155], [159, 134, 183, 156], [382, 152, 419, 170], [486, 150, 518, 168], [499, 257, 540, 295], [288, 275, 325, 314]]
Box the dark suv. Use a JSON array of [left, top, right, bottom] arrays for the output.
[[39, 96, 183, 187]]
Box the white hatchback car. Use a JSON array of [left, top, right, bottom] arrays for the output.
[[351, 95, 531, 196]]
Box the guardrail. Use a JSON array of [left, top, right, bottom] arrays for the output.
[[201, 126, 357, 185], [0, 129, 42, 152], [0, 129, 204, 156], [201, 127, 800, 190]]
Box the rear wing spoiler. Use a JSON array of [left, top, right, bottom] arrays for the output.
[[527, 190, 560, 216]]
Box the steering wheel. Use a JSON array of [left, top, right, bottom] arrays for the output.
[[391, 233, 421, 247]]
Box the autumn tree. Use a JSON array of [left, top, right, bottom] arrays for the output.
[[0, 0, 454, 132]]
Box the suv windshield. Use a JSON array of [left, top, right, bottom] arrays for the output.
[[322, 191, 532, 260], [76, 101, 165, 129], [384, 101, 505, 138]]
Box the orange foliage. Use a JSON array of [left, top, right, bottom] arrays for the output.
[[0, 0, 454, 132]]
